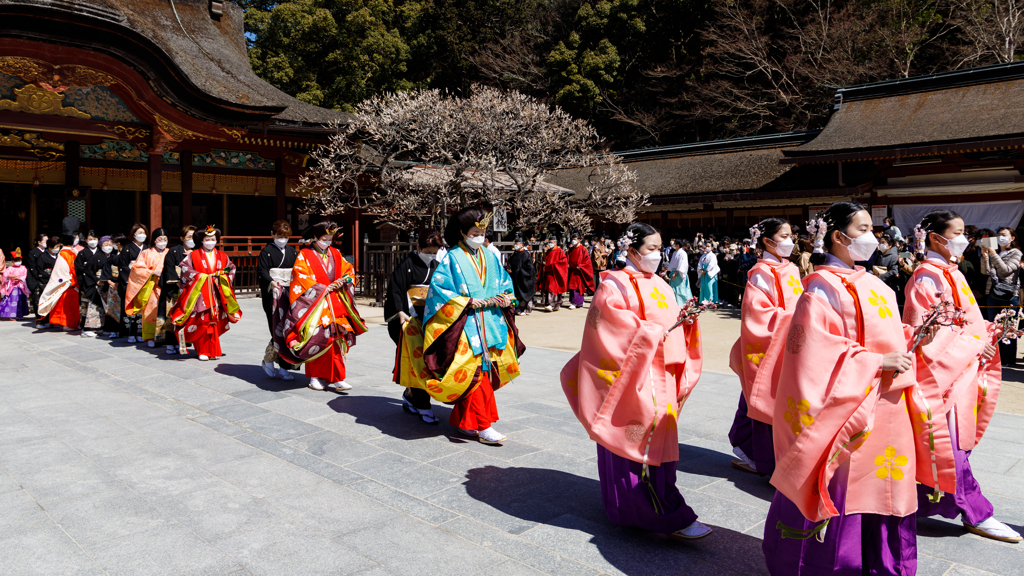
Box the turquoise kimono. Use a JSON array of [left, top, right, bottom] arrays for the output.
[[420, 244, 523, 403]]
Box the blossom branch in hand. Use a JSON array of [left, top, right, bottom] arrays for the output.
[[667, 297, 718, 333]]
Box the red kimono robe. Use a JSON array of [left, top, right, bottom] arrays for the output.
[[169, 249, 241, 358], [286, 246, 366, 383], [37, 247, 80, 328], [538, 246, 568, 294], [566, 244, 595, 293]]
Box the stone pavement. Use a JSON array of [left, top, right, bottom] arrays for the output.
[[1, 299, 1023, 576]]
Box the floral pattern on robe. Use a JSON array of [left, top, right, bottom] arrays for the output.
[[420, 244, 523, 404], [769, 266, 919, 522]]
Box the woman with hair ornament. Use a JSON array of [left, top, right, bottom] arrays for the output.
[[760, 201, 937, 575], [903, 210, 1018, 542], [561, 221, 711, 541], [169, 225, 242, 361], [420, 207, 524, 444], [727, 218, 802, 476], [274, 221, 366, 392]]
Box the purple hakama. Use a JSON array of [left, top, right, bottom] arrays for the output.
[[0, 289, 28, 319], [763, 462, 918, 576], [596, 444, 697, 534], [569, 289, 586, 307], [916, 409, 993, 525], [727, 394, 776, 475]]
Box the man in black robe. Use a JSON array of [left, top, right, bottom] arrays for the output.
[[508, 237, 536, 315], [25, 233, 47, 318], [258, 220, 298, 379], [33, 235, 58, 328]]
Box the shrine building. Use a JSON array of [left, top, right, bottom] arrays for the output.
[[0, 0, 361, 257]]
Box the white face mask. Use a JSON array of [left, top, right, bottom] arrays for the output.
[[134, 233, 146, 243], [840, 231, 879, 262], [465, 235, 486, 249], [72, 236, 79, 246], [101, 245, 113, 254], [203, 240, 217, 251], [418, 251, 435, 265], [768, 237, 794, 258], [274, 237, 289, 249], [184, 239, 195, 249], [49, 248, 60, 255], [998, 235, 1012, 247], [155, 241, 168, 251], [316, 239, 332, 251], [87, 239, 98, 249], [633, 250, 662, 273], [939, 233, 970, 257]]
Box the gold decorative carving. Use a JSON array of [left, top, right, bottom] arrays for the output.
[[0, 85, 90, 118], [22, 133, 64, 151], [220, 127, 245, 140], [0, 133, 29, 148], [154, 114, 201, 143], [100, 124, 151, 140], [0, 57, 116, 88], [29, 149, 64, 161]]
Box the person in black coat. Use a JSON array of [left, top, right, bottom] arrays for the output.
[[508, 237, 536, 315], [116, 223, 148, 340], [74, 229, 107, 337], [384, 228, 444, 424], [257, 220, 298, 378], [98, 235, 122, 337], [158, 225, 195, 354], [33, 234, 59, 328], [25, 233, 47, 318]]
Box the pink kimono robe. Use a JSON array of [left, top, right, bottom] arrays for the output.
[[561, 267, 702, 465], [763, 264, 921, 576], [727, 257, 804, 474], [905, 257, 1000, 524], [562, 266, 703, 534], [125, 247, 168, 341]]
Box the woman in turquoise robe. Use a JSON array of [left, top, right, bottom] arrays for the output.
[[420, 206, 526, 445], [698, 246, 719, 304]]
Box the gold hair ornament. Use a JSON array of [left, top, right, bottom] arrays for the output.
[[475, 212, 493, 230]]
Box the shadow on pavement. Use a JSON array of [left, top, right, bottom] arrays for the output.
[[215, 363, 307, 392], [463, 465, 769, 576], [326, 394, 458, 441]]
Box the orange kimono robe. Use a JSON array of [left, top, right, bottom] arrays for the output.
[[287, 246, 366, 383], [37, 247, 79, 328]]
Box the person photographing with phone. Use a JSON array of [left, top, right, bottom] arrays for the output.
[[980, 227, 1021, 366]]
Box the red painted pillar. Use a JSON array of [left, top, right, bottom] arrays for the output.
[[147, 151, 162, 230]]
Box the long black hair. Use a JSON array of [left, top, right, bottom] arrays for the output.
[[920, 210, 963, 252], [614, 222, 659, 269], [809, 201, 868, 266], [756, 217, 790, 251], [444, 206, 486, 249]]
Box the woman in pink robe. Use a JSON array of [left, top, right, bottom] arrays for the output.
[[560, 222, 710, 540], [904, 210, 1019, 542], [762, 201, 931, 576], [728, 218, 803, 476], [124, 228, 170, 347]]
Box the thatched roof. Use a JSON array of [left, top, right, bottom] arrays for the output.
[[0, 0, 351, 126]]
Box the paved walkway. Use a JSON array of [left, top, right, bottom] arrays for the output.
[[1, 298, 1023, 575]]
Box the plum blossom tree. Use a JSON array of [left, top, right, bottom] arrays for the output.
[[297, 85, 647, 235]]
